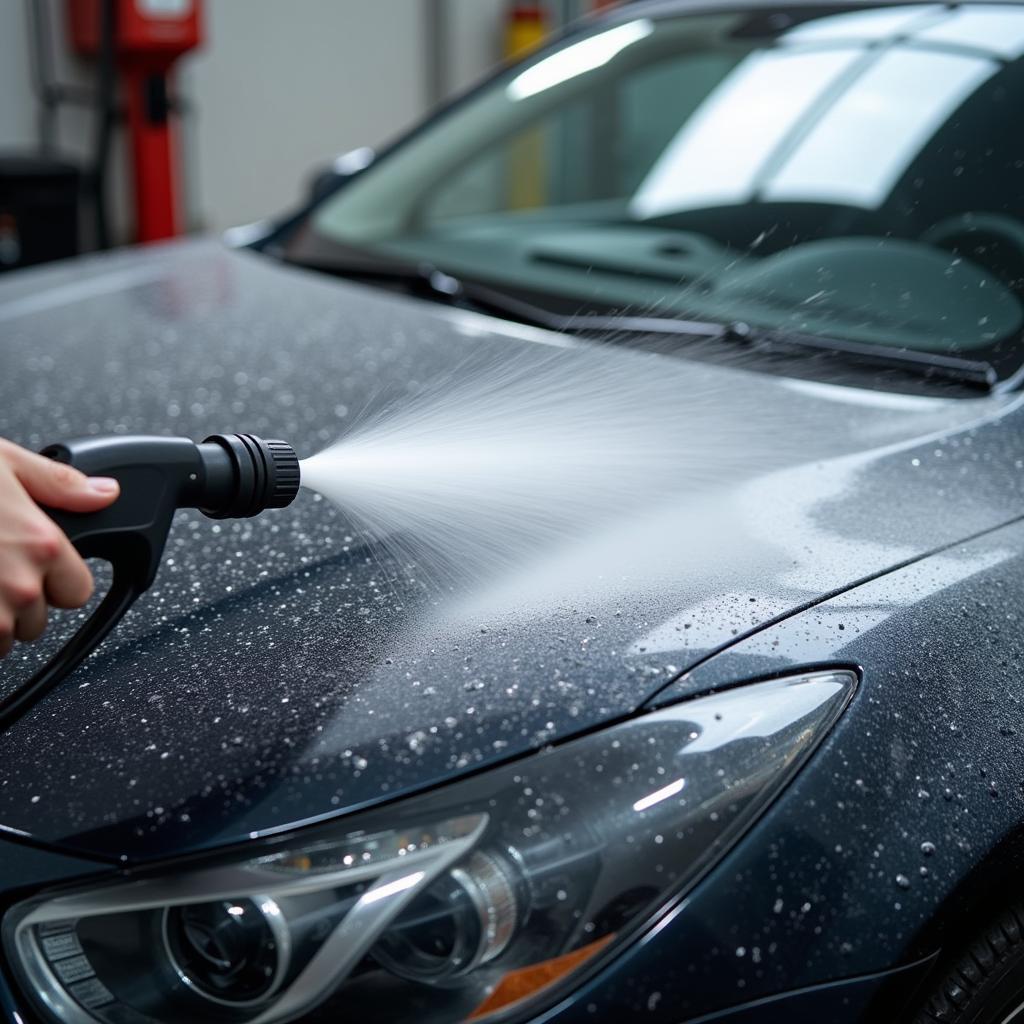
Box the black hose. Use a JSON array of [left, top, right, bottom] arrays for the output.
[[0, 574, 139, 734]]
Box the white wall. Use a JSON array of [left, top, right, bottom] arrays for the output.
[[179, 0, 430, 231], [444, 0, 508, 100], [0, 0, 514, 240], [0, 2, 36, 151]]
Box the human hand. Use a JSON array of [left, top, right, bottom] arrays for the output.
[[0, 440, 120, 657]]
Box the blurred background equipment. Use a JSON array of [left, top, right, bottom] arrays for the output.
[[504, 4, 551, 209], [0, 154, 80, 271], [505, 3, 550, 60], [0, 0, 622, 265], [67, 0, 202, 244]]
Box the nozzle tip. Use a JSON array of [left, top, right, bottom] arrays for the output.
[[263, 438, 301, 509], [200, 434, 300, 519]]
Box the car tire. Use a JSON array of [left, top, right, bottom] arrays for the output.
[[913, 907, 1024, 1023]]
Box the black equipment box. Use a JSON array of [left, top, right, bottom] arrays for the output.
[[0, 154, 81, 272]]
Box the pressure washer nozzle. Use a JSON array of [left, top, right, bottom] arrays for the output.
[[199, 433, 301, 519]]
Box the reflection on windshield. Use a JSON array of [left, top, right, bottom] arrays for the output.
[[915, 5, 1024, 55], [630, 48, 865, 216], [763, 50, 993, 207], [303, 3, 1024, 382], [633, 8, 1003, 216], [784, 4, 943, 41], [507, 19, 655, 100]]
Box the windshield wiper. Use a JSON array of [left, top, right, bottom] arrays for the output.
[[284, 253, 999, 392], [461, 276, 999, 391], [714, 322, 999, 391]]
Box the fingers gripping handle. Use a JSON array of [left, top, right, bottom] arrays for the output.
[[0, 433, 299, 733], [0, 436, 205, 733], [41, 435, 208, 589]]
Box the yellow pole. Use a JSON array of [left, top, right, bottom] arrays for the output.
[[505, 4, 548, 59], [504, 4, 549, 209]]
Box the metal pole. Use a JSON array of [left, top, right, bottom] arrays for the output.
[[92, 0, 117, 250], [424, 0, 448, 110], [26, 0, 59, 153]]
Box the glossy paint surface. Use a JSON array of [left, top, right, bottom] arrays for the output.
[[3, 2, 1024, 1019], [0, 238, 1022, 865], [543, 517, 1024, 1020]]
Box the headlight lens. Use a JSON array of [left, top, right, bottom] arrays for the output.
[[5, 670, 853, 1024]]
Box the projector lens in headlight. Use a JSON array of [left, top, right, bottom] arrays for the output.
[[164, 897, 288, 1004], [5, 671, 853, 1024], [373, 849, 520, 983]]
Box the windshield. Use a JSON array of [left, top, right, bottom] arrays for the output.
[[288, 4, 1024, 383]]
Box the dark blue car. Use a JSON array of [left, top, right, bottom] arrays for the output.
[[4, 1, 1024, 1021]]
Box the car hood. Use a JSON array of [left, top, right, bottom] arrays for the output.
[[0, 238, 1021, 864]]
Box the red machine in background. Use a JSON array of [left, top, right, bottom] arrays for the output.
[[68, 0, 202, 242]]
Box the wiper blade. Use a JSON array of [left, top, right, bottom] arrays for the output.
[[285, 254, 998, 391], [455, 278, 726, 339], [466, 290, 997, 391], [456, 283, 998, 390], [720, 324, 999, 391]]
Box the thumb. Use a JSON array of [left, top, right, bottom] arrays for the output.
[[5, 445, 120, 512]]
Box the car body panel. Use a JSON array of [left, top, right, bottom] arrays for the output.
[[0, 834, 109, 888], [458, 517, 1024, 1023], [538, 952, 938, 1023], [4, 0, 1024, 1018], [0, 239, 1023, 863], [610, 517, 1024, 1019], [4, 515, 1016, 1022]]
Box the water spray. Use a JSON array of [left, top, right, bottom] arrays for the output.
[[0, 434, 300, 731], [0, 348, 799, 732]]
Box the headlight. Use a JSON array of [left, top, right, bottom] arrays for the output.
[[5, 670, 853, 1024]]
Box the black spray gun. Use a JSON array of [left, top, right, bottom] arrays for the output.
[[0, 434, 300, 731]]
